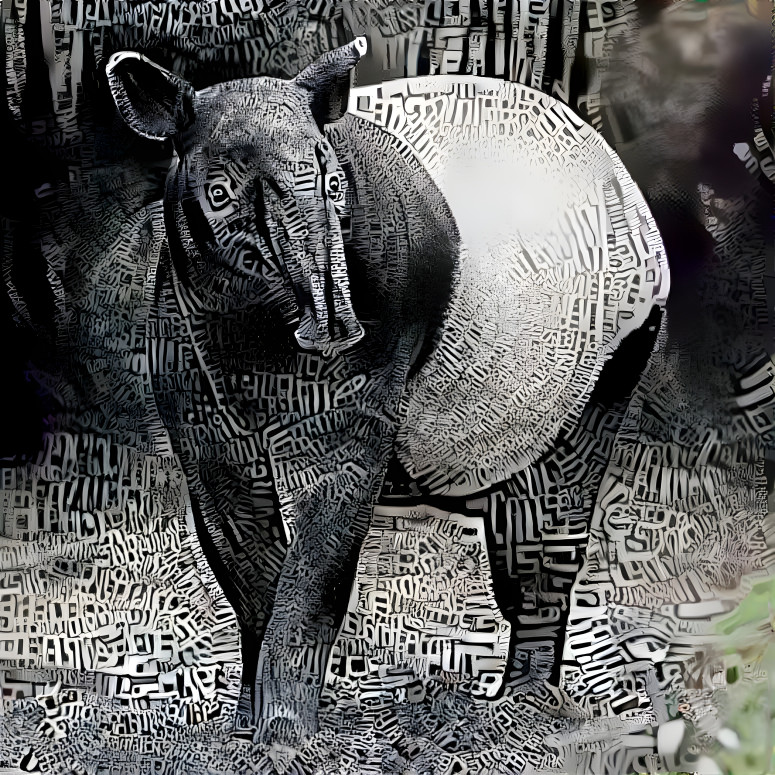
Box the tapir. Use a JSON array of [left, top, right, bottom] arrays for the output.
[[106, 38, 669, 745]]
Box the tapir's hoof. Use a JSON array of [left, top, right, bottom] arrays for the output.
[[265, 743, 302, 775], [253, 752, 283, 775], [255, 714, 314, 748]]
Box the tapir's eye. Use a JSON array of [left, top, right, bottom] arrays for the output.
[[324, 169, 347, 213], [325, 172, 344, 201], [206, 179, 236, 211]]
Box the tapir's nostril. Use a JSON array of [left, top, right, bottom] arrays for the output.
[[332, 317, 366, 353], [294, 307, 364, 355]]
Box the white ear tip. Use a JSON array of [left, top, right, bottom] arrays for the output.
[[106, 51, 140, 76], [353, 37, 368, 55]]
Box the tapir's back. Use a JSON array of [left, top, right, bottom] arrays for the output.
[[348, 78, 670, 496]]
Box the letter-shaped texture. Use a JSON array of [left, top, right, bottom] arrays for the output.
[[107, 41, 669, 750]]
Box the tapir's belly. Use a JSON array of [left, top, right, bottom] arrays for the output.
[[347, 77, 670, 496]]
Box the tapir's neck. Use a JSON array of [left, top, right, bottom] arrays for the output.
[[162, 167, 194, 314]]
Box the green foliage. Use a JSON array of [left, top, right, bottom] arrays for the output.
[[713, 578, 775, 775]]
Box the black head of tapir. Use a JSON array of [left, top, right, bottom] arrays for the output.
[[106, 39, 368, 356]]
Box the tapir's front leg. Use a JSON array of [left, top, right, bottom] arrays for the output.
[[255, 403, 397, 746]]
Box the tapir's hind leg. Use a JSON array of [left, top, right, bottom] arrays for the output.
[[481, 408, 617, 697], [482, 307, 663, 697]]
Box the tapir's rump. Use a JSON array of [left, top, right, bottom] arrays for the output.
[[349, 77, 669, 495]]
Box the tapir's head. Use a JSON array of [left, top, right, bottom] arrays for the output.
[[106, 40, 367, 354]]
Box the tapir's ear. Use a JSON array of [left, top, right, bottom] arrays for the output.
[[106, 52, 195, 141], [294, 38, 367, 129]]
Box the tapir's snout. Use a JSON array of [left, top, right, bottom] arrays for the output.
[[293, 237, 365, 356], [291, 176, 365, 357]]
